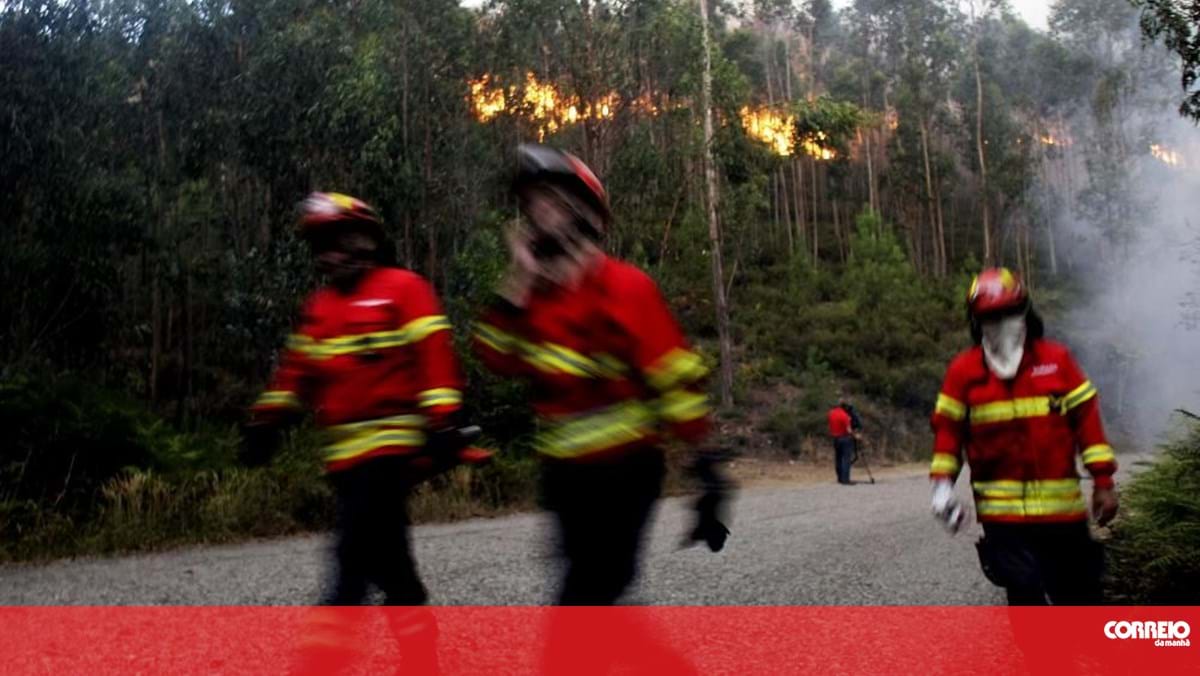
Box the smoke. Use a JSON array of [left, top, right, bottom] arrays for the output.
[[1045, 30, 1200, 448]]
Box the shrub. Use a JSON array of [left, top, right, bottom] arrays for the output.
[[1105, 416, 1200, 604]]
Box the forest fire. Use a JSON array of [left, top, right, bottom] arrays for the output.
[[885, 108, 899, 131], [468, 75, 506, 122], [739, 106, 794, 156], [739, 106, 837, 160], [1150, 143, 1184, 167], [468, 72, 618, 140], [801, 132, 837, 161]]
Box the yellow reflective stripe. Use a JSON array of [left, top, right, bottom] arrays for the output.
[[645, 348, 708, 392], [523, 343, 593, 378], [403, 315, 452, 343], [473, 321, 516, 354], [418, 388, 462, 408], [934, 394, 966, 421], [323, 411, 429, 461], [930, 453, 961, 475], [1062, 380, 1097, 412], [286, 333, 317, 353], [536, 402, 656, 459], [1081, 444, 1116, 465], [972, 478, 1081, 499], [594, 353, 628, 377], [254, 390, 300, 409], [969, 397, 1051, 424], [656, 389, 710, 423], [523, 343, 628, 379], [325, 414, 426, 443], [973, 478, 1086, 518], [975, 497, 1087, 517], [324, 430, 425, 462], [474, 322, 630, 379], [287, 315, 450, 360], [328, 414, 426, 434]]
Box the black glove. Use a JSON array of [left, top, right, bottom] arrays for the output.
[[421, 424, 484, 474], [238, 422, 283, 468]]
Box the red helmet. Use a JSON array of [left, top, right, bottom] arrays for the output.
[[296, 192, 384, 242], [967, 267, 1028, 317], [512, 144, 611, 235]]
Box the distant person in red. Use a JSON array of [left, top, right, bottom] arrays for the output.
[[828, 395, 856, 485]]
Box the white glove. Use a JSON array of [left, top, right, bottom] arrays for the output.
[[931, 479, 965, 534]]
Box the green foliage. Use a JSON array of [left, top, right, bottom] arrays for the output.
[[1106, 417, 1200, 604], [1130, 0, 1200, 121], [838, 212, 959, 408], [791, 96, 868, 153], [729, 209, 960, 432]]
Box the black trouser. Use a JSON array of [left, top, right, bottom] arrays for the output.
[[833, 436, 855, 484], [323, 456, 427, 606], [541, 450, 665, 606], [977, 521, 1104, 606]]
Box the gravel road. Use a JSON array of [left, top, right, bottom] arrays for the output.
[[0, 464, 1025, 605]]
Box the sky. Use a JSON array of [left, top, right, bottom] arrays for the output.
[[825, 0, 1053, 31], [458, 1, 1055, 32], [1004, 0, 1052, 30]]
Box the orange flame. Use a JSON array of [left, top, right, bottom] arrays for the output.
[[1038, 134, 1074, 147], [1150, 143, 1184, 167], [739, 106, 836, 160], [468, 75, 506, 122], [739, 106, 795, 156], [885, 108, 899, 131], [468, 72, 620, 140], [801, 130, 837, 161]]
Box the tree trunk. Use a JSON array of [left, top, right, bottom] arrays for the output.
[[779, 169, 794, 254], [863, 129, 877, 214], [832, 199, 846, 263], [699, 0, 733, 408], [934, 181, 947, 275], [424, 107, 436, 283], [920, 119, 944, 277], [972, 28, 991, 264], [810, 158, 819, 263], [792, 158, 805, 255]]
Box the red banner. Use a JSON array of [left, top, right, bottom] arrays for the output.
[[1, 607, 1195, 675]]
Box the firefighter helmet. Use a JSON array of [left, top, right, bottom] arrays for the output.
[[512, 144, 611, 236], [967, 267, 1044, 344], [296, 192, 384, 243], [967, 267, 1029, 318]]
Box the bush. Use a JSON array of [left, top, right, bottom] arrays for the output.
[[1105, 416, 1200, 604], [0, 374, 165, 519]]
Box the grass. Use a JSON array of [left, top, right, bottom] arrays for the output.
[[0, 453, 548, 563]]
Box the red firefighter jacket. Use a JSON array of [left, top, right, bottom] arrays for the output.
[[473, 255, 710, 461], [250, 267, 462, 472], [929, 338, 1117, 523], [828, 407, 853, 438]]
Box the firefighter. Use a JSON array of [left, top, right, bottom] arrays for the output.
[[473, 144, 729, 606], [929, 267, 1119, 605], [244, 192, 466, 667]]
